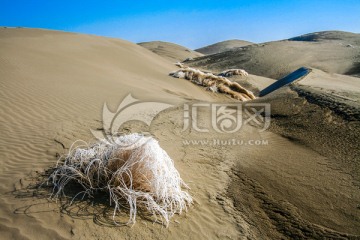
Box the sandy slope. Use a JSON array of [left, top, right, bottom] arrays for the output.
[[138, 41, 203, 62], [195, 39, 253, 55], [188, 31, 360, 79], [0, 28, 215, 239], [0, 28, 359, 239]]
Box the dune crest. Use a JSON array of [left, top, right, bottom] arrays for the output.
[[195, 39, 253, 55], [138, 41, 203, 62], [189, 31, 360, 79]]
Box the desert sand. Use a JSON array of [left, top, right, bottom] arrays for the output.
[[195, 39, 253, 55], [189, 31, 360, 79], [0, 28, 359, 239], [138, 41, 203, 63]]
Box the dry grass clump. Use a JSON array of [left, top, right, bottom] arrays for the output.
[[217, 84, 250, 101], [169, 67, 255, 101], [174, 62, 185, 68], [48, 133, 192, 226], [218, 69, 248, 77]]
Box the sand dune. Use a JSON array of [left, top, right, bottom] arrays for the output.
[[261, 67, 360, 178], [138, 41, 203, 62], [289, 30, 360, 44], [225, 68, 360, 238], [188, 31, 360, 79], [0, 28, 217, 239], [195, 39, 253, 55], [1, 28, 359, 239]]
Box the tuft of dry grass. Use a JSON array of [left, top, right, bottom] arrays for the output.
[[48, 133, 192, 226], [169, 67, 255, 101], [218, 69, 249, 77]]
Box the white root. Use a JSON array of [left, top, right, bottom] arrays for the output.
[[48, 133, 192, 226]]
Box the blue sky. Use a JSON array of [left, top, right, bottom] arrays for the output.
[[1, 0, 359, 48]]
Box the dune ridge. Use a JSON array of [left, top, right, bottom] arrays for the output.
[[138, 41, 203, 62], [195, 39, 253, 55], [188, 31, 360, 79]]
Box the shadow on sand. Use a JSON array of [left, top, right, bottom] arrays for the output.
[[10, 169, 158, 227]]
